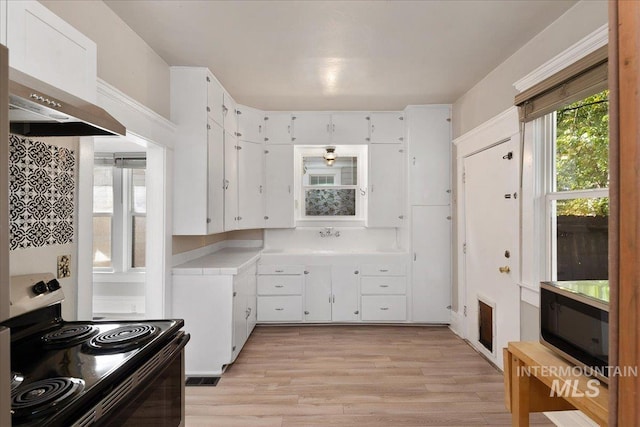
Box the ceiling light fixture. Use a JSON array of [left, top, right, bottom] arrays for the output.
[[323, 147, 337, 166]]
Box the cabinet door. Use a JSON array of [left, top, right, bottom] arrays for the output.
[[411, 205, 451, 322], [408, 106, 451, 205], [207, 119, 225, 234], [264, 145, 294, 228], [303, 266, 332, 321], [224, 131, 239, 231], [237, 105, 265, 143], [330, 113, 370, 144], [207, 73, 224, 126], [265, 113, 293, 143], [246, 267, 257, 336], [368, 144, 404, 227], [223, 93, 238, 135], [292, 113, 331, 144], [7, 1, 97, 102], [232, 276, 248, 360], [238, 141, 264, 229], [369, 112, 404, 144], [331, 266, 360, 322]]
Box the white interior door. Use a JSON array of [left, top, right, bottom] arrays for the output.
[[463, 138, 519, 369]]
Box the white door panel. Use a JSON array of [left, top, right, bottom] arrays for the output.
[[331, 113, 369, 144], [292, 113, 331, 144], [264, 145, 294, 228], [463, 138, 519, 369], [303, 266, 332, 321]]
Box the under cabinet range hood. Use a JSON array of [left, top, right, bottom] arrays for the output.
[[9, 68, 125, 137]]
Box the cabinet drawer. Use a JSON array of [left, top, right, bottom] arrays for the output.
[[257, 296, 303, 321], [360, 264, 406, 276], [360, 276, 406, 295], [257, 265, 304, 275], [258, 275, 303, 295], [361, 296, 407, 321]]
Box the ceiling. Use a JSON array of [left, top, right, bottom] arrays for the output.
[[104, 0, 577, 111]]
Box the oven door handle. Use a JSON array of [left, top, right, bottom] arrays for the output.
[[165, 332, 190, 362]]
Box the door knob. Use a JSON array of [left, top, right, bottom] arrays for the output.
[[499, 266, 511, 274]]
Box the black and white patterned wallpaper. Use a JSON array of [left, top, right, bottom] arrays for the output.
[[9, 134, 76, 250]]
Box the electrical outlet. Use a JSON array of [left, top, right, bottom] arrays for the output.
[[57, 255, 71, 279]]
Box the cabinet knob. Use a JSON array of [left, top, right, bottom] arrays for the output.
[[380, 307, 389, 311], [275, 308, 284, 311], [304, 311, 309, 315], [304, 271, 309, 274], [446, 189, 452, 193], [206, 218, 211, 223], [206, 106, 211, 112], [264, 216, 269, 220], [238, 216, 243, 220], [265, 137, 269, 141], [398, 215, 404, 219], [354, 270, 359, 275], [233, 292, 237, 297], [354, 310, 359, 315]]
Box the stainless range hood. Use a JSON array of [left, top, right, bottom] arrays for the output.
[[9, 67, 125, 137]]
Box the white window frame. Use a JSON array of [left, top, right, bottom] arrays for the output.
[[294, 145, 368, 226], [93, 166, 146, 275], [539, 111, 609, 281]]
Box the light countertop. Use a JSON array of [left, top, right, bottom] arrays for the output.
[[172, 247, 262, 276]]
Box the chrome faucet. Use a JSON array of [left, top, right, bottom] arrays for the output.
[[319, 227, 340, 237]]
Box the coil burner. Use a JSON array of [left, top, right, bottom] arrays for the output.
[[84, 324, 158, 354], [41, 325, 98, 349], [11, 377, 84, 419]]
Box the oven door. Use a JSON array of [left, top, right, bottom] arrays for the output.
[[92, 332, 190, 427]]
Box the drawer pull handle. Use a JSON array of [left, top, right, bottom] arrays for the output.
[[275, 270, 284, 273], [275, 308, 284, 311], [380, 307, 389, 311], [380, 285, 389, 288], [275, 285, 284, 288], [379, 269, 389, 272]]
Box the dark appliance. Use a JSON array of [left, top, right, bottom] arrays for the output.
[[540, 280, 609, 383], [2, 273, 189, 426]]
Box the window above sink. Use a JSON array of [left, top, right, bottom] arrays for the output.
[[294, 145, 368, 226]]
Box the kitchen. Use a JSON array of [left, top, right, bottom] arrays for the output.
[[1, 0, 634, 426]]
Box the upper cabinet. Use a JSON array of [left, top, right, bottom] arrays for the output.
[[207, 74, 225, 126], [265, 112, 293, 144], [406, 106, 451, 206], [291, 113, 332, 144], [237, 105, 265, 143], [6, 0, 97, 102], [331, 113, 370, 144], [223, 93, 238, 135], [368, 144, 405, 228], [171, 67, 226, 235], [369, 112, 404, 144], [290, 112, 371, 145], [264, 145, 294, 228]]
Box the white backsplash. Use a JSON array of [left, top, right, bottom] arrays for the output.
[[264, 227, 401, 253]]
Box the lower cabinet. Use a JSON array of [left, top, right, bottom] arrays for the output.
[[172, 261, 257, 376], [257, 259, 407, 324]]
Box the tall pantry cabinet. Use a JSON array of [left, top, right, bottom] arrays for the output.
[[171, 67, 225, 235], [406, 105, 452, 323]]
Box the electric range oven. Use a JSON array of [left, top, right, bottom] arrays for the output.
[[2, 273, 190, 426]]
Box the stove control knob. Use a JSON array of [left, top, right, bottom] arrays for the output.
[[47, 279, 61, 291], [32, 281, 48, 295]]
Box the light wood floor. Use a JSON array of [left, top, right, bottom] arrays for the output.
[[185, 325, 553, 426]]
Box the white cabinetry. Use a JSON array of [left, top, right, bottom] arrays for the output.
[[291, 113, 332, 144], [6, 0, 97, 101], [291, 112, 371, 145], [407, 105, 451, 205], [368, 144, 404, 228], [257, 265, 303, 322], [302, 266, 332, 321], [369, 112, 404, 144], [411, 205, 451, 323], [224, 131, 239, 231], [264, 145, 294, 228], [331, 113, 370, 144], [223, 93, 238, 135], [237, 105, 265, 143], [302, 265, 359, 322], [360, 264, 407, 321], [171, 67, 225, 235], [265, 112, 293, 143], [172, 251, 259, 376], [237, 140, 264, 229], [330, 265, 360, 321]]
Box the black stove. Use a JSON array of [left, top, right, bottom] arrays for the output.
[[3, 273, 189, 427]]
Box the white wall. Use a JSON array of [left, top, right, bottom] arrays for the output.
[[39, 0, 171, 119], [452, 0, 607, 138]]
